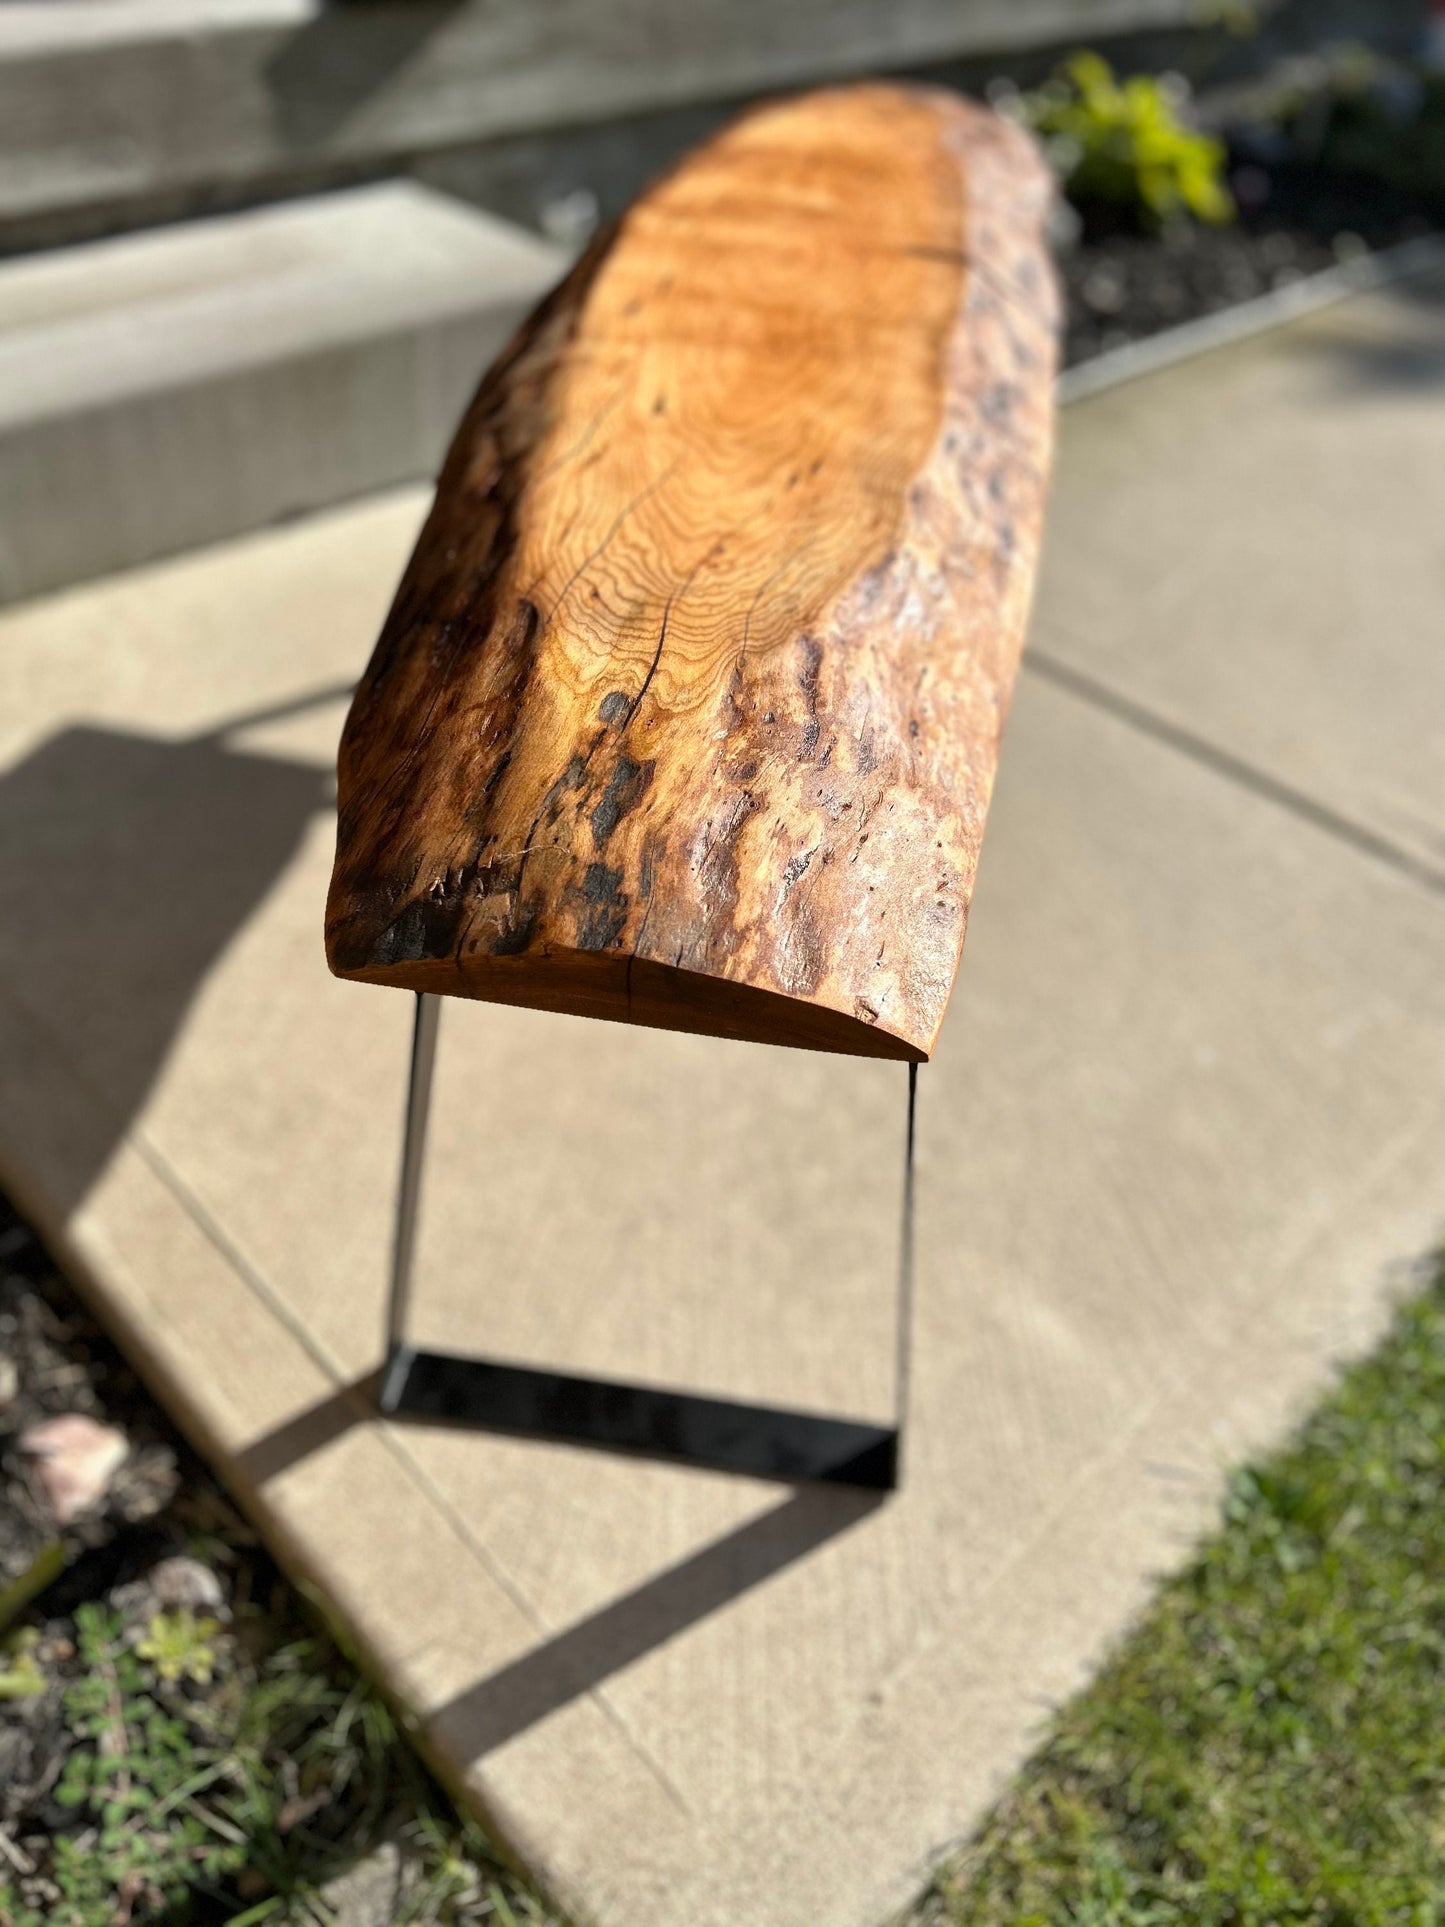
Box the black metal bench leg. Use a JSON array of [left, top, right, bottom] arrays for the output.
[[378, 993, 916, 1490]]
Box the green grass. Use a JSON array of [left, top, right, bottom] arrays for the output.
[[916, 1253, 1445, 1927]]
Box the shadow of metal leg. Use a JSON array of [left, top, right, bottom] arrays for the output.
[[378, 993, 916, 1491]]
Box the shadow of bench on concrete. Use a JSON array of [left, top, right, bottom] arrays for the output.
[[0, 687, 347, 1218], [235, 1366, 886, 1757]]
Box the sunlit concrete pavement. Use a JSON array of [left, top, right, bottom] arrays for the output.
[[1, 269, 1442, 1927]]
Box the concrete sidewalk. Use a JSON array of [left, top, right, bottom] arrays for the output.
[[1, 269, 1442, 1927]]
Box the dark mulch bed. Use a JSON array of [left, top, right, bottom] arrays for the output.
[[1059, 165, 1441, 367], [0, 1210, 186, 1614]]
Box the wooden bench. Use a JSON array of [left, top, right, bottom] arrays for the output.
[[326, 83, 1057, 1482]]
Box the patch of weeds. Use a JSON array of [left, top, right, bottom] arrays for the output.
[[2, 1581, 554, 1926], [915, 1252, 1445, 1925], [0, 1192, 555, 1926], [40, 1602, 243, 1923]]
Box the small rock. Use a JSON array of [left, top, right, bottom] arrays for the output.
[[112, 1553, 227, 1627], [320, 1840, 412, 1927], [149, 1555, 225, 1615], [1082, 265, 1125, 315], [19, 1414, 128, 1525], [540, 187, 599, 252]]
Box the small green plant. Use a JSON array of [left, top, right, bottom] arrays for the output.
[[0, 1627, 47, 1700], [136, 1606, 222, 1686], [0, 1538, 66, 1637], [1019, 53, 1235, 229]]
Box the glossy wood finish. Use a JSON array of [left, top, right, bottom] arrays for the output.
[[326, 84, 1058, 1059]]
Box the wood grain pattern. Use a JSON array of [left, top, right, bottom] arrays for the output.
[[326, 84, 1058, 1061]]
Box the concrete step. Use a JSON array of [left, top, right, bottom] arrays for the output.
[[0, 181, 562, 604], [0, 0, 1196, 248]]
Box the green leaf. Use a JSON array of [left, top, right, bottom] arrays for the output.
[[0, 1538, 67, 1635], [0, 1650, 46, 1699], [136, 1608, 224, 1686], [1021, 50, 1236, 232]]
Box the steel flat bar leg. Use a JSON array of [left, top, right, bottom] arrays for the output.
[[382, 993, 441, 1396], [893, 1062, 918, 1469], [378, 1003, 915, 1488]]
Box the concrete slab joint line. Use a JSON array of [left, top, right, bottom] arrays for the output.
[[1, 272, 1444, 1927], [1023, 650, 1445, 898], [1037, 249, 1445, 895]]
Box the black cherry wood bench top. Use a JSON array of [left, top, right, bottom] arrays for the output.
[[326, 84, 1058, 1062]]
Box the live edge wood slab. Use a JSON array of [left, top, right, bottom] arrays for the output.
[[326, 84, 1058, 1062]]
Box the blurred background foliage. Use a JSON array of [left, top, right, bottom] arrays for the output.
[[1008, 53, 1236, 230]]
